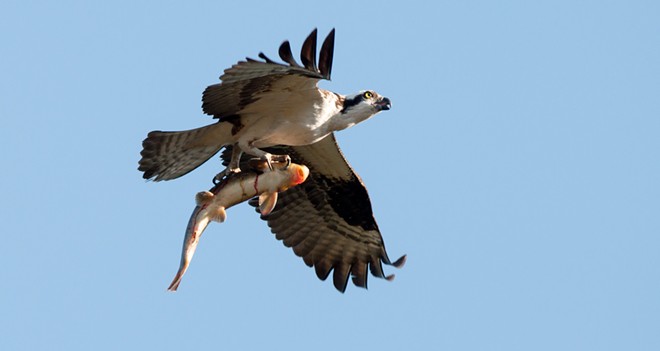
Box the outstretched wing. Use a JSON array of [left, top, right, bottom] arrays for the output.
[[202, 28, 335, 119], [223, 134, 406, 292]]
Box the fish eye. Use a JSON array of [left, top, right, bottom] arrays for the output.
[[362, 91, 374, 99]]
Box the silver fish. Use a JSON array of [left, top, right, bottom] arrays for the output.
[[167, 163, 310, 291]]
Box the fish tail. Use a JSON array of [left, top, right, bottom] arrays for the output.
[[167, 269, 186, 291]]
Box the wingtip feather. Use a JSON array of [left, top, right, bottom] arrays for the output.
[[319, 28, 335, 79], [278, 40, 300, 67], [300, 28, 318, 71], [333, 264, 351, 293], [392, 254, 407, 268]]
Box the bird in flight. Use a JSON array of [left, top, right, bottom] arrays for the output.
[[139, 29, 405, 292]]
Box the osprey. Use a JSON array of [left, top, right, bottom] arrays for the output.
[[139, 29, 405, 292]]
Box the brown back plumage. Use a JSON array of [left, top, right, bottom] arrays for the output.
[[202, 28, 335, 119]]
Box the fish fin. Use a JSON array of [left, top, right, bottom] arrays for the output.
[[258, 192, 278, 216], [195, 191, 214, 205], [210, 207, 227, 223]]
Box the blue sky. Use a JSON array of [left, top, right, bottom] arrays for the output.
[[2, 1, 659, 350]]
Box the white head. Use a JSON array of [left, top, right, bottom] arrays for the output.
[[334, 90, 391, 131]]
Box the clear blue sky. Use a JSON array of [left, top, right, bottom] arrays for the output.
[[2, 1, 659, 350]]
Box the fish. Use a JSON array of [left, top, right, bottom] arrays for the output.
[[167, 162, 310, 291]]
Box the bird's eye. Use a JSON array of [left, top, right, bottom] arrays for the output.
[[362, 91, 374, 99]]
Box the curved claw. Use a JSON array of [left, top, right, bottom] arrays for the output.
[[269, 154, 291, 169], [255, 153, 291, 172], [212, 172, 224, 185], [264, 155, 275, 171], [212, 167, 240, 184]]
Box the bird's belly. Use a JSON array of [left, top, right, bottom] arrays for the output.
[[237, 115, 329, 147]]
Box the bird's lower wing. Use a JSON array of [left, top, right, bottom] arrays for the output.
[[225, 134, 405, 292]]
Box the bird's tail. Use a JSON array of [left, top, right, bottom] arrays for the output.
[[138, 122, 232, 181]]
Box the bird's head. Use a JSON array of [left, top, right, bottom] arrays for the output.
[[336, 90, 391, 130]]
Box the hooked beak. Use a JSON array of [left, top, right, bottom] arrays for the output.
[[374, 97, 391, 111]]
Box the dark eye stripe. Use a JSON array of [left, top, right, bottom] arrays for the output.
[[341, 95, 363, 113]]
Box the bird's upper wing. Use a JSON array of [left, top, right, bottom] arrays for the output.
[[202, 28, 335, 119], [223, 134, 406, 292]]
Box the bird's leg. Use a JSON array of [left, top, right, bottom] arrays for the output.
[[239, 141, 290, 171], [212, 145, 243, 184], [227, 144, 244, 173]]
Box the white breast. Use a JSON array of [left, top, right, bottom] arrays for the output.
[[235, 88, 342, 147]]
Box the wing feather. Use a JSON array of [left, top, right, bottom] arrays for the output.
[[202, 29, 334, 119], [369, 256, 386, 279], [229, 134, 405, 292], [314, 259, 333, 281], [318, 28, 335, 79], [351, 262, 368, 288], [278, 41, 301, 67], [332, 263, 352, 293], [300, 28, 318, 71], [257, 52, 278, 64]]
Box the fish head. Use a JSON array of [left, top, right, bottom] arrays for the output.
[[283, 164, 310, 189]]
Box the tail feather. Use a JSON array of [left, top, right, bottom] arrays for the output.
[[138, 122, 232, 181]]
